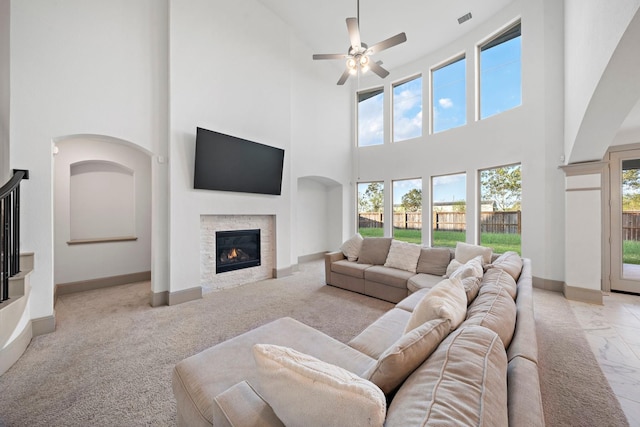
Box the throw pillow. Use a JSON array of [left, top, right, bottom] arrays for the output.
[[252, 344, 386, 427], [450, 255, 484, 280], [416, 247, 451, 276], [485, 251, 523, 281], [445, 259, 463, 278], [340, 233, 364, 262], [357, 237, 393, 265], [383, 240, 422, 273], [460, 275, 482, 305], [404, 277, 467, 334], [365, 318, 451, 395], [455, 242, 493, 265]]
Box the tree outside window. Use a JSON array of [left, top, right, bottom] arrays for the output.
[[479, 164, 522, 254], [392, 179, 422, 243], [358, 182, 384, 237]]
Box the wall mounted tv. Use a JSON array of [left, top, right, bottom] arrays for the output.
[[193, 127, 285, 196]]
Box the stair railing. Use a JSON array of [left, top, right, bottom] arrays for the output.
[[0, 169, 28, 302]]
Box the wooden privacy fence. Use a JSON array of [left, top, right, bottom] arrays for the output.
[[623, 211, 640, 241], [359, 211, 522, 234]]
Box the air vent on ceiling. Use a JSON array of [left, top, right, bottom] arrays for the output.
[[458, 12, 472, 24]]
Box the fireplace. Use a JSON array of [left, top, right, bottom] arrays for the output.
[[216, 229, 261, 274]]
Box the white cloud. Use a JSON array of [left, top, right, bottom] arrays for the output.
[[439, 98, 453, 109]]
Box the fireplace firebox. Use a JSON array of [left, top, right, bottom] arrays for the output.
[[216, 229, 261, 274]]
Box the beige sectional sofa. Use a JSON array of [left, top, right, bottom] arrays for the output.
[[172, 240, 543, 426]]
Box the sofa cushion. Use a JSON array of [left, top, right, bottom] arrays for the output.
[[340, 233, 364, 262], [358, 237, 392, 265], [252, 344, 386, 427], [364, 318, 451, 395], [450, 255, 484, 280], [486, 251, 523, 281], [214, 380, 284, 427], [385, 326, 508, 427], [331, 259, 371, 279], [384, 240, 422, 273], [455, 241, 493, 264], [460, 275, 482, 305], [416, 247, 451, 276], [404, 277, 467, 333], [482, 267, 518, 300], [464, 283, 517, 348], [348, 308, 411, 359], [407, 273, 443, 294], [364, 265, 416, 289], [396, 287, 430, 311]]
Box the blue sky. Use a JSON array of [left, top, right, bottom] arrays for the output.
[[358, 33, 521, 145]]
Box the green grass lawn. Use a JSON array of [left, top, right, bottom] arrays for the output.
[[359, 227, 522, 255], [623, 240, 640, 264]]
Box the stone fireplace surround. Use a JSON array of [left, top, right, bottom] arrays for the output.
[[200, 215, 275, 291]]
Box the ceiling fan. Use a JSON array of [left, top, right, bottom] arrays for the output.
[[312, 1, 407, 85]]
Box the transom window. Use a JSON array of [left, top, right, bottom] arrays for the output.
[[479, 22, 522, 119], [432, 56, 466, 133], [358, 88, 384, 147], [393, 76, 422, 142]]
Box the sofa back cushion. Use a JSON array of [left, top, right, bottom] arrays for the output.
[[385, 326, 508, 427], [384, 240, 422, 273], [455, 241, 493, 264], [416, 247, 451, 276], [404, 277, 467, 334], [483, 267, 518, 300], [357, 237, 393, 265], [252, 344, 386, 427], [464, 283, 517, 348], [486, 251, 523, 281], [364, 318, 451, 395]]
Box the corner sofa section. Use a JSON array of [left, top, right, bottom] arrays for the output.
[[172, 247, 543, 426]]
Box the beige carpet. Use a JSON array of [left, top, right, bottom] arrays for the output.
[[0, 260, 629, 426]]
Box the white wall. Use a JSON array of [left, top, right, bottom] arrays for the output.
[[351, 0, 566, 283], [10, 0, 168, 318], [54, 137, 151, 285], [564, 0, 640, 162], [0, 0, 9, 182]]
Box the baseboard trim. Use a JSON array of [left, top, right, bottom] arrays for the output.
[[32, 315, 56, 336], [0, 321, 32, 376], [564, 285, 603, 305], [150, 291, 169, 307], [273, 266, 294, 278], [168, 287, 202, 306], [297, 252, 327, 263], [532, 276, 564, 292], [56, 271, 152, 297]]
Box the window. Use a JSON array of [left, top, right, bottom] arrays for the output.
[[393, 76, 422, 142], [358, 182, 384, 237], [358, 88, 384, 147], [479, 22, 522, 119], [479, 164, 522, 254], [432, 57, 466, 133], [392, 179, 422, 243], [431, 173, 466, 248]]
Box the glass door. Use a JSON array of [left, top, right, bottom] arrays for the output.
[[611, 150, 640, 294]]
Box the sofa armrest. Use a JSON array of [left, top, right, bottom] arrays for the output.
[[325, 251, 345, 284]]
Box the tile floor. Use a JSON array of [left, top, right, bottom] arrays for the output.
[[568, 291, 640, 426]]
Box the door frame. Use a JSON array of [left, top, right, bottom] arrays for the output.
[[607, 143, 640, 294]]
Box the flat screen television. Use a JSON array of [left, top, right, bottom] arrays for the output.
[[193, 127, 285, 196]]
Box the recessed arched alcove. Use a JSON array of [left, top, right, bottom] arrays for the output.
[[53, 135, 152, 293], [296, 176, 344, 261]]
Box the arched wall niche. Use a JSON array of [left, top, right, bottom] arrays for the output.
[[53, 134, 152, 287], [296, 175, 344, 259]]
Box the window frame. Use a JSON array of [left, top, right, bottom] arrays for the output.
[[430, 54, 467, 134]]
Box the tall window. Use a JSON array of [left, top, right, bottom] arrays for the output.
[[358, 88, 384, 147], [479, 22, 522, 119], [392, 179, 422, 243], [432, 57, 466, 133], [479, 164, 522, 254], [431, 173, 466, 248], [358, 182, 384, 237], [393, 76, 422, 142]]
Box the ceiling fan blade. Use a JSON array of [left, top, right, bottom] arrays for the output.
[[313, 53, 347, 60], [367, 32, 407, 54], [369, 60, 389, 79], [346, 17, 361, 50], [337, 69, 351, 85]]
